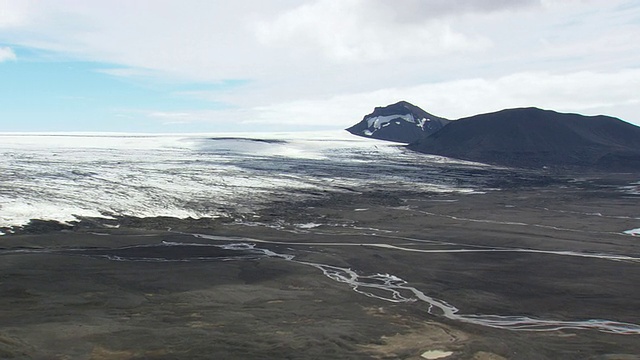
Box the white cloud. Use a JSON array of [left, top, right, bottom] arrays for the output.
[[0, 46, 16, 62], [144, 109, 250, 127], [0, 0, 542, 81], [254, 0, 491, 63], [0, 0, 30, 28], [369, 0, 541, 21], [0, 0, 639, 131], [0, 1, 273, 80], [241, 69, 640, 127], [147, 111, 196, 124]]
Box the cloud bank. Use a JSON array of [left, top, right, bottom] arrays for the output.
[[254, 0, 498, 63], [0, 0, 639, 129]]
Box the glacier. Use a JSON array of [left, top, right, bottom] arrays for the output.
[[0, 131, 485, 229]]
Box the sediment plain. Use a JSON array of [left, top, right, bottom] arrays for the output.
[[1, 172, 639, 359]]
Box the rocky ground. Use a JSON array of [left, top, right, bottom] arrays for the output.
[[1, 172, 639, 359]]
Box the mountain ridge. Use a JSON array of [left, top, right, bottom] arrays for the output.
[[407, 107, 640, 171]]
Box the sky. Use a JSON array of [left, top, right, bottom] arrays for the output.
[[0, 0, 639, 133]]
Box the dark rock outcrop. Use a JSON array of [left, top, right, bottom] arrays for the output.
[[346, 101, 449, 143]]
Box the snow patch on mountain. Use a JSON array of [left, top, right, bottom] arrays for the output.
[[367, 114, 415, 130]]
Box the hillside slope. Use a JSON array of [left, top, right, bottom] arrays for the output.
[[408, 107, 640, 170]]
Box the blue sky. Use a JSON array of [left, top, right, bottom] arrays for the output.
[[1, 0, 639, 132], [0, 48, 251, 132]]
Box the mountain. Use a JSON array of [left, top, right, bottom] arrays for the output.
[[408, 107, 640, 171], [346, 101, 450, 143]]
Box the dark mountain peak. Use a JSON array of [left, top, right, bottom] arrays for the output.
[[370, 100, 442, 119], [497, 106, 545, 113], [372, 100, 420, 114], [409, 107, 640, 171], [346, 101, 450, 143]]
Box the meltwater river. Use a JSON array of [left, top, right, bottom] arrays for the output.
[[2, 131, 639, 336]]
